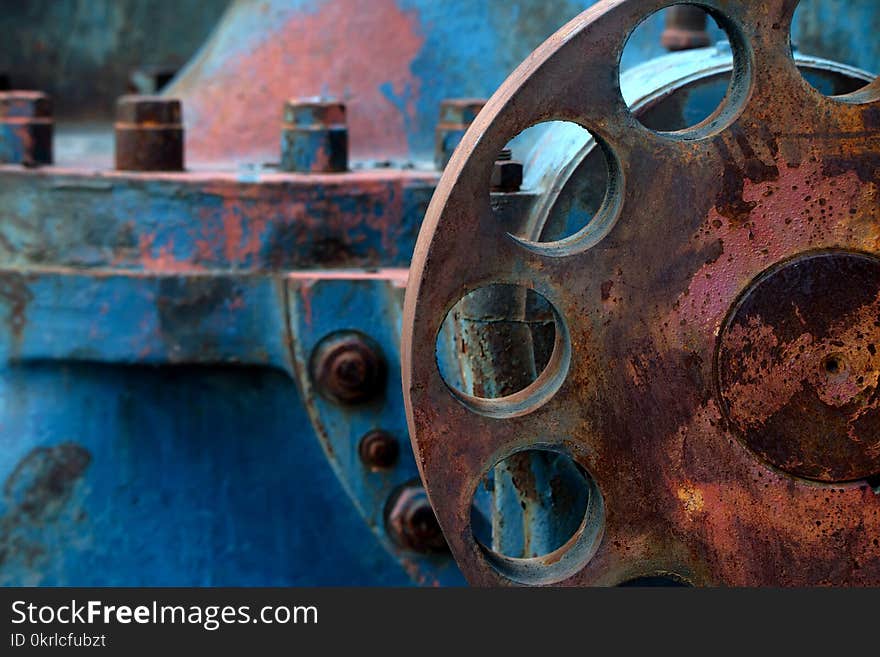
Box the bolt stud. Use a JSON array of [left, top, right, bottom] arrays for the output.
[[115, 95, 184, 171], [281, 98, 348, 173], [491, 149, 523, 193], [0, 91, 53, 166], [435, 98, 486, 170], [661, 6, 711, 52]]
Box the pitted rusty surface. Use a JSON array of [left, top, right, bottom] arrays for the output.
[[717, 251, 880, 483], [403, 0, 880, 586]]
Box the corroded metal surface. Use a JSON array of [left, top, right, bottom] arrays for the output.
[[717, 251, 880, 483], [403, 0, 880, 586]]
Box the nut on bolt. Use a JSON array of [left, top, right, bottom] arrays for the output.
[[310, 331, 386, 405], [359, 430, 400, 470], [490, 149, 523, 193], [435, 98, 486, 170], [115, 95, 184, 171], [0, 91, 53, 166], [385, 483, 448, 553], [281, 98, 348, 173]]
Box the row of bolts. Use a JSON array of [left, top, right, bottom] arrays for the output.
[[0, 5, 708, 557], [0, 3, 710, 176], [0, 91, 525, 191], [0, 91, 475, 556]]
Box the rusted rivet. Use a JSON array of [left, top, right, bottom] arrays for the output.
[[435, 98, 486, 170], [358, 430, 400, 470], [385, 483, 448, 554], [0, 91, 53, 166], [309, 331, 386, 405], [115, 95, 184, 172], [661, 6, 711, 52], [490, 148, 523, 193], [281, 98, 348, 173]]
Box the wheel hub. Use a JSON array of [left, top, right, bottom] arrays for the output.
[[403, 0, 880, 585]]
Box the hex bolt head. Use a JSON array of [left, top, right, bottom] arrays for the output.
[[0, 91, 53, 166], [385, 483, 449, 554], [358, 430, 400, 470], [115, 95, 184, 172], [661, 5, 711, 51], [281, 97, 348, 173], [435, 98, 487, 170], [309, 331, 386, 405], [490, 149, 523, 193]]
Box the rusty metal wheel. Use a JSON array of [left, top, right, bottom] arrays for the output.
[[403, 0, 880, 586]]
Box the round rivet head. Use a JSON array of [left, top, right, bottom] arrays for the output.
[[358, 430, 400, 470], [309, 331, 386, 405]]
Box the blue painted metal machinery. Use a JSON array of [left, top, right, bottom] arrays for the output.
[[0, 0, 877, 586]]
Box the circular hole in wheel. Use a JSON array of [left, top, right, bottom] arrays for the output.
[[436, 284, 569, 418], [489, 121, 624, 257], [489, 122, 613, 245], [622, 4, 751, 135], [470, 448, 605, 585]]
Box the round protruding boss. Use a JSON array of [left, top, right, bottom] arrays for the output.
[[717, 251, 880, 483]]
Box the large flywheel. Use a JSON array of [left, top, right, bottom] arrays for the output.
[[402, 0, 880, 586]]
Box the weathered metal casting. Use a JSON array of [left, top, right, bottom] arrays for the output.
[[403, 0, 880, 586], [2, 0, 877, 588]]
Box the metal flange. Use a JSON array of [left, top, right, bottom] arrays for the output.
[[403, 0, 880, 586]]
